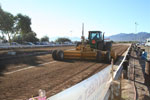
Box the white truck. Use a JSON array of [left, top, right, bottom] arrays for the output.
[[145, 38, 150, 46]]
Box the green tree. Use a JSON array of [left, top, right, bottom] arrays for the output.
[[12, 14, 39, 43], [12, 35, 22, 43], [55, 37, 71, 43], [13, 32, 39, 43], [15, 13, 33, 43], [0, 6, 38, 44], [0, 6, 15, 44], [16, 13, 32, 34], [41, 36, 49, 42], [22, 32, 39, 42]]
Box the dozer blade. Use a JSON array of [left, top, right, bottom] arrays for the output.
[[52, 49, 116, 64], [64, 50, 97, 60]]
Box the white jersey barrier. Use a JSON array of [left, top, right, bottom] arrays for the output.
[[113, 46, 130, 80], [47, 45, 131, 100], [47, 65, 112, 100]]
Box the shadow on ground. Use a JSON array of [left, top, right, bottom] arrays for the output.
[[0, 53, 50, 76], [138, 58, 150, 96], [143, 95, 150, 100], [131, 53, 150, 100]]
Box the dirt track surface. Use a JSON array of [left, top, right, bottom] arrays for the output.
[[0, 44, 129, 100]]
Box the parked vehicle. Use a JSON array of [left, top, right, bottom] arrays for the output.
[[34, 42, 41, 45], [145, 38, 150, 46], [10, 42, 20, 45], [23, 42, 35, 45]]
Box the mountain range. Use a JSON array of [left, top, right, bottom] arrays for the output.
[[109, 32, 150, 42], [50, 32, 150, 42]]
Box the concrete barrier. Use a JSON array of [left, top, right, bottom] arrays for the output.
[[47, 65, 112, 100]]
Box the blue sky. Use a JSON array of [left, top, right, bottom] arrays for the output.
[[0, 0, 150, 40]]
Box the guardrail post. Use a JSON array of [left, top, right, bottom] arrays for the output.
[[123, 60, 129, 79], [145, 60, 150, 76], [109, 59, 114, 100], [111, 59, 114, 80]]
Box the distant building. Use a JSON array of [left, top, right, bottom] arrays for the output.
[[146, 38, 150, 42], [145, 38, 150, 46]]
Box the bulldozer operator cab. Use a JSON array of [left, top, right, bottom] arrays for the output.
[[88, 31, 104, 49]]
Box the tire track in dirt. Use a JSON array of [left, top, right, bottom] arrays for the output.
[[0, 61, 99, 99]]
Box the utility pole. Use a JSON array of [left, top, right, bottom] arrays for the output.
[[135, 22, 138, 33], [135, 22, 138, 42], [82, 23, 84, 38]]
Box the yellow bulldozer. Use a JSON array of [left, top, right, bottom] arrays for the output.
[[52, 25, 117, 63]]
